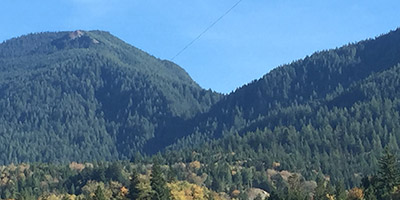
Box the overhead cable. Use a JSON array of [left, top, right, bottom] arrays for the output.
[[171, 0, 244, 60]]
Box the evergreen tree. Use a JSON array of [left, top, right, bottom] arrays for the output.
[[128, 169, 141, 200], [361, 176, 378, 200], [377, 147, 400, 199], [106, 162, 127, 185], [93, 186, 106, 200], [150, 162, 171, 200], [334, 180, 346, 200], [268, 190, 283, 200], [314, 176, 331, 200]]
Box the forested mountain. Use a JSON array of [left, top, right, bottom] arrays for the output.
[[174, 28, 400, 141], [0, 30, 221, 164], [165, 28, 400, 187], [2, 28, 400, 198]]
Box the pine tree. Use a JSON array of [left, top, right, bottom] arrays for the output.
[[150, 162, 171, 200], [128, 169, 141, 200], [361, 176, 378, 200], [268, 190, 283, 200], [93, 185, 106, 200], [106, 162, 126, 184], [334, 180, 347, 200], [377, 147, 400, 199], [314, 176, 332, 200]]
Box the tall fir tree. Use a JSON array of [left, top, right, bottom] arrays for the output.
[[150, 162, 171, 200], [93, 185, 106, 200], [334, 180, 347, 200], [128, 169, 141, 200], [377, 147, 400, 199]]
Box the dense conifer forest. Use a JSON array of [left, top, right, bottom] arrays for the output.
[[0, 30, 221, 163], [1, 28, 400, 199]]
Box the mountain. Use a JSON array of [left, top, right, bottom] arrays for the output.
[[2, 28, 400, 189], [172, 28, 400, 141], [164, 28, 400, 186], [0, 30, 221, 164]]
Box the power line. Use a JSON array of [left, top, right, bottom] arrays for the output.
[[171, 0, 244, 61]]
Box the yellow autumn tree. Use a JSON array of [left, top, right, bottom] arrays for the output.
[[168, 181, 212, 200], [347, 187, 364, 200], [81, 181, 113, 199], [189, 161, 201, 170]]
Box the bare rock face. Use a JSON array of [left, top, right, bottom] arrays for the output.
[[52, 30, 100, 49], [92, 38, 100, 44], [69, 30, 84, 39]]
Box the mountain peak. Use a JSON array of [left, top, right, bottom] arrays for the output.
[[0, 30, 222, 163], [69, 30, 85, 39], [51, 30, 100, 49]]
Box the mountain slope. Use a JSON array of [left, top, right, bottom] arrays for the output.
[[171, 28, 400, 143], [0, 30, 221, 164], [3, 27, 400, 190], [164, 28, 400, 187]]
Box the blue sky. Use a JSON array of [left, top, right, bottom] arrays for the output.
[[1, 0, 399, 93]]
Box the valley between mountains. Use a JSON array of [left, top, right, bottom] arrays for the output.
[[1, 28, 400, 199]]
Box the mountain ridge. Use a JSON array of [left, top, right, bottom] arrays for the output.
[[0, 30, 221, 163], [161, 27, 400, 186], [172, 27, 400, 140], [2, 28, 400, 188]]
